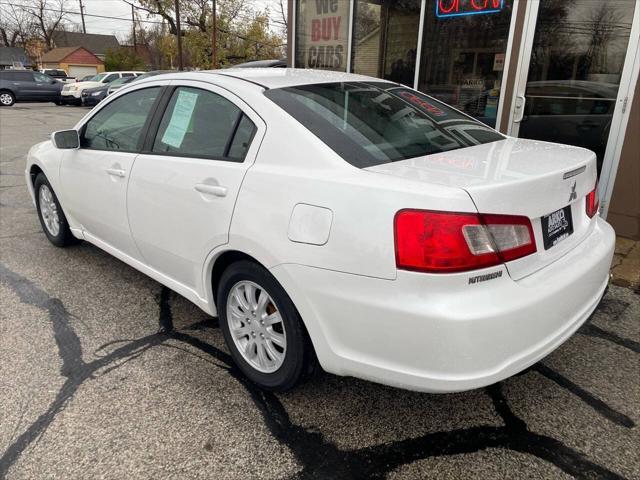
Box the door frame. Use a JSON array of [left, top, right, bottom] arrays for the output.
[[505, 0, 640, 219]]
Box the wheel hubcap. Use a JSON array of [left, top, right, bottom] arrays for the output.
[[0, 93, 12, 105], [39, 185, 60, 236], [227, 281, 286, 373]]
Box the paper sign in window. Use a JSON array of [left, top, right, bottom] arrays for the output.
[[161, 90, 199, 148]]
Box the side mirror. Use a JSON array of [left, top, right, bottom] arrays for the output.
[[51, 130, 80, 149]]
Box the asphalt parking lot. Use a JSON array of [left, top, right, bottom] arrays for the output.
[[1, 103, 639, 480]]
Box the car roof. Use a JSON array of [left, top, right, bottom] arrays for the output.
[[232, 59, 287, 68], [161, 68, 396, 90]]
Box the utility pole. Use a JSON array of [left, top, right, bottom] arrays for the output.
[[78, 0, 87, 33], [211, 0, 217, 69], [131, 4, 137, 47], [174, 0, 183, 70]]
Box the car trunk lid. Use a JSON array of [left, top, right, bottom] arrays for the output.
[[366, 137, 598, 280]]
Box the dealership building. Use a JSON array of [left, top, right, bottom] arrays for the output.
[[286, 0, 640, 239]]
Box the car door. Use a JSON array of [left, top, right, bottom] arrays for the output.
[[127, 81, 265, 294], [59, 85, 163, 259], [9, 71, 37, 100], [32, 72, 59, 100]]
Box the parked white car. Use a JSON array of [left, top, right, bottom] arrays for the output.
[[60, 71, 143, 105], [25, 69, 615, 392]]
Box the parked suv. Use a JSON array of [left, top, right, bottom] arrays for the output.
[[0, 70, 63, 106], [61, 71, 143, 105]]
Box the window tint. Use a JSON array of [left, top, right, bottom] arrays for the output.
[[228, 115, 256, 160], [33, 72, 50, 82], [122, 73, 135, 77], [152, 87, 253, 161], [264, 82, 504, 168], [11, 71, 33, 82], [82, 87, 160, 151]]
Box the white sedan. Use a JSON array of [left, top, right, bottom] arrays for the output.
[[25, 69, 615, 392]]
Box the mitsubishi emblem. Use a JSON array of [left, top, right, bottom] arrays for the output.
[[568, 181, 577, 202]]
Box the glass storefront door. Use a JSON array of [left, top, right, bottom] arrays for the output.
[[416, 0, 515, 128], [351, 0, 422, 86], [511, 0, 637, 174]]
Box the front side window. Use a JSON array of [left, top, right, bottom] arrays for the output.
[[33, 72, 51, 82], [152, 87, 255, 161], [265, 81, 504, 168], [82, 87, 160, 151]]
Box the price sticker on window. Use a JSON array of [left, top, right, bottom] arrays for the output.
[[161, 90, 199, 148]]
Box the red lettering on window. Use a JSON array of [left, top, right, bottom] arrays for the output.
[[439, 0, 459, 14], [311, 19, 321, 41]]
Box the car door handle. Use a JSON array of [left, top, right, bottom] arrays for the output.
[[105, 168, 126, 178], [194, 183, 227, 197]]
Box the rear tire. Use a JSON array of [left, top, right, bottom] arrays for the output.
[[0, 90, 15, 107], [34, 173, 78, 247], [217, 260, 313, 391]]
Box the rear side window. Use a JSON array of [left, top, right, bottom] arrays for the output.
[[264, 82, 504, 168], [103, 73, 119, 83], [82, 87, 160, 151], [8, 71, 33, 82], [228, 115, 256, 161], [152, 86, 255, 161]]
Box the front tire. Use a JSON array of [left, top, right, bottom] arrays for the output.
[[217, 260, 313, 391], [34, 173, 78, 247], [0, 90, 15, 107]]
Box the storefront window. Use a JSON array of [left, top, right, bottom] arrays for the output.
[[295, 0, 351, 71], [351, 0, 421, 86], [417, 0, 514, 127], [518, 0, 636, 172]]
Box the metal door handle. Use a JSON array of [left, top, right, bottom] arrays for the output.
[[105, 168, 126, 178], [195, 183, 227, 197], [514, 94, 526, 123]]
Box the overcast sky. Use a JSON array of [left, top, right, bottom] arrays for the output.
[[75, 0, 286, 41]]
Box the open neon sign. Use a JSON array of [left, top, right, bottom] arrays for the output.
[[436, 0, 505, 18]]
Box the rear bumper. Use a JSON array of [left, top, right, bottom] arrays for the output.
[[270, 217, 615, 393]]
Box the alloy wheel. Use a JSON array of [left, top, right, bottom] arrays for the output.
[[0, 93, 13, 105], [226, 280, 287, 373], [39, 184, 60, 236]]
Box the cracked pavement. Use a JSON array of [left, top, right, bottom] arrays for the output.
[[1, 104, 639, 479]]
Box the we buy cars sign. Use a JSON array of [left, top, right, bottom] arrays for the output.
[[303, 0, 349, 70]]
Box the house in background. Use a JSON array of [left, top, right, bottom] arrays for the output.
[[40, 46, 104, 78], [51, 31, 119, 62], [0, 47, 33, 70]]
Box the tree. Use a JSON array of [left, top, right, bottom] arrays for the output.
[[21, 0, 69, 49], [127, 0, 285, 69], [105, 47, 146, 71], [0, 3, 35, 47]]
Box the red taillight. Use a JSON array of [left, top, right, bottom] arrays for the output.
[[586, 184, 599, 218], [394, 210, 536, 273]]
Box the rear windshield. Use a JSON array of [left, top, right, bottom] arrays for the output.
[[264, 82, 504, 168]]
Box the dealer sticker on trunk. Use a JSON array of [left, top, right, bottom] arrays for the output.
[[541, 205, 574, 250]]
